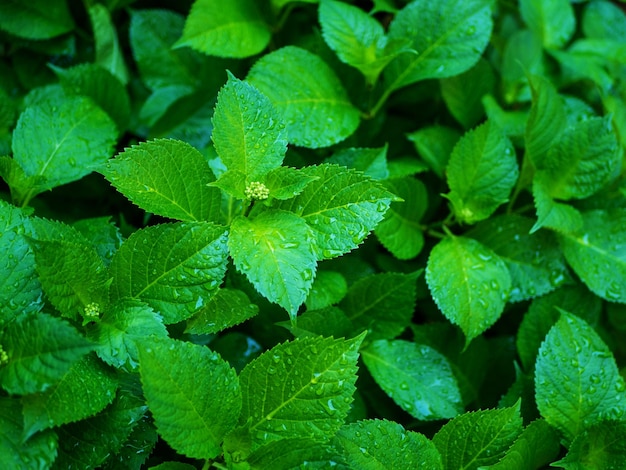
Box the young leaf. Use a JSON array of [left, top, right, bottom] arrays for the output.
[[445, 120, 518, 224], [246, 46, 360, 148], [305, 270, 348, 311], [103, 139, 221, 222], [0, 0, 74, 40], [531, 174, 583, 234], [88, 3, 129, 85], [72, 216, 123, 267], [264, 166, 319, 200], [212, 74, 287, 180], [520, 0, 575, 49], [22, 354, 118, 439], [139, 338, 241, 459], [426, 236, 511, 345], [362, 340, 463, 421], [284, 306, 354, 340], [228, 210, 317, 319], [406, 125, 461, 178], [535, 312, 626, 442], [385, 0, 493, 92], [554, 421, 626, 469], [236, 333, 365, 448], [0, 312, 94, 395], [174, 0, 271, 58], [339, 271, 420, 341], [276, 164, 396, 259], [109, 222, 229, 324], [559, 209, 626, 303], [326, 146, 389, 180], [332, 419, 443, 469], [185, 288, 259, 335], [432, 402, 523, 469]]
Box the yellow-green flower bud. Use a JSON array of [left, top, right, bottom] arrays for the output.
[[245, 181, 270, 200], [0, 345, 8, 366], [84, 302, 101, 319]]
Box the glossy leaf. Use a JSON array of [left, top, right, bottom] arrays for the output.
[[554, 421, 626, 469], [0, 0, 74, 39], [326, 146, 389, 180], [531, 174, 583, 234], [304, 270, 348, 311], [520, 0, 575, 49], [582, 1, 626, 42], [185, 288, 259, 335], [88, 3, 129, 85], [406, 125, 461, 178], [264, 166, 319, 200]]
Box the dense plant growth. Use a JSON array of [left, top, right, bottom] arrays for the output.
[[1, 0, 626, 468]]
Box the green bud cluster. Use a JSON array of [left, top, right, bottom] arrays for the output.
[[84, 302, 101, 318], [0, 345, 8, 366], [245, 181, 270, 200]]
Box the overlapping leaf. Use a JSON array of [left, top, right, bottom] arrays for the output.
[[185, 288, 259, 335], [520, 0, 575, 49], [88, 3, 128, 85], [0, 0, 74, 39]]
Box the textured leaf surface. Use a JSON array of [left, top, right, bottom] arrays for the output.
[[385, 0, 492, 91], [362, 340, 463, 421], [243, 438, 337, 469], [326, 146, 389, 180], [285, 306, 354, 340], [520, 0, 575, 48], [445, 121, 518, 224], [0, 0, 74, 39], [535, 312, 626, 441], [531, 174, 583, 234], [247, 46, 360, 148], [333, 419, 443, 469], [432, 402, 523, 469], [426, 236, 511, 345], [109, 222, 229, 324], [406, 125, 461, 178], [185, 288, 259, 335], [264, 166, 319, 200], [175, 0, 271, 58], [139, 338, 240, 459], [559, 209, 626, 303], [228, 210, 317, 319], [237, 334, 364, 448], [555, 421, 626, 470], [305, 271, 348, 311]]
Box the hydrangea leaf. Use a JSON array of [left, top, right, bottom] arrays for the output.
[[185, 288, 259, 335], [109, 222, 229, 324], [242, 439, 337, 469], [362, 340, 463, 421], [531, 174, 583, 234], [283, 306, 354, 340], [88, 3, 129, 85], [326, 146, 389, 180], [406, 125, 461, 178], [0, 0, 74, 40], [264, 166, 319, 200], [139, 338, 241, 460], [304, 271, 348, 311], [535, 312, 626, 442], [520, 0, 575, 49], [246, 46, 361, 148], [554, 421, 626, 469], [582, 1, 626, 42], [72, 216, 123, 267]]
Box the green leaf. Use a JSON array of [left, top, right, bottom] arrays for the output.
[[283, 306, 354, 339], [228, 210, 317, 319], [319, 0, 412, 86], [185, 288, 259, 335], [305, 271, 348, 311], [139, 337, 241, 459], [103, 139, 221, 222], [583, 1, 626, 42], [535, 312, 626, 442], [242, 438, 337, 469], [520, 0, 575, 49], [426, 236, 511, 345], [212, 74, 287, 180], [0, 312, 94, 395], [432, 402, 523, 469], [102, 413, 157, 469], [11, 93, 117, 201], [276, 164, 396, 259], [467, 214, 569, 302], [531, 173, 583, 234], [72, 216, 123, 267], [339, 271, 420, 341], [445, 121, 518, 224], [482, 95, 528, 142], [480, 419, 560, 470], [559, 209, 626, 303], [88, 3, 129, 85], [554, 421, 626, 470], [174, 0, 271, 58], [87, 299, 168, 370], [246, 46, 361, 148], [362, 340, 463, 421], [22, 354, 118, 439], [235, 333, 364, 449], [0, 0, 75, 40], [264, 166, 319, 200], [271, 0, 318, 11], [332, 419, 443, 469], [326, 146, 389, 180], [109, 222, 229, 324], [501, 30, 545, 104], [385, 0, 493, 92], [406, 125, 461, 178]]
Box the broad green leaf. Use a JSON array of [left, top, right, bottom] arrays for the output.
[[264, 166, 319, 200], [140, 85, 194, 126], [432, 402, 523, 469], [333, 419, 443, 469], [319, 0, 412, 85], [339, 271, 420, 341], [407, 125, 461, 178], [102, 413, 157, 469], [22, 354, 118, 439], [327, 146, 389, 180], [228, 210, 317, 319], [11, 94, 117, 201], [88, 3, 129, 85], [109, 222, 229, 324], [583, 1, 626, 42], [246, 46, 361, 148], [236, 334, 364, 449], [554, 421, 626, 469], [385, 0, 492, 92], [103, 139, 221, 222], [139, 338, 241, 459], [72, 216, 123, 267], [185, 288, 259, 335], [445, 121, 518, 224], [0, 312, 94, 395], [482, 95, 528, 142], [0, 398, 58, 469], [305, 271, 348, 311], [520, 0, 575, 49], [467, 214, 569, 302], [208, 169, 247, 200], [501, 30, 545, 104], [0, 0, 74, 40], [284, 306, 354, 339], [559, 209, 626, 303], [535, 313, 626, 442], [212, 74, 287, 180], [87, 299, 168, 370], [241, 438, 337, 469], [174, 0, 271, 58], [531, 174, 583, 234], [276, 164, 396, 259], [426, 236, 511, 345], [440, 58, 495, 129], [362, 340, 463, 421], [481, 419, 560, 470]]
